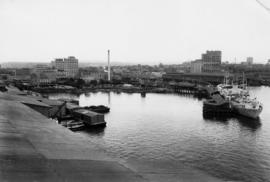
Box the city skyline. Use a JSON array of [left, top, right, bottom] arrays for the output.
[[1, 0, 270, 64]]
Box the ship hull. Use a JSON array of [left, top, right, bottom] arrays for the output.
[[232, 104, 262, 119]]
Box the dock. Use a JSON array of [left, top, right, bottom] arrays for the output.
[[0, 88, 224, 182]]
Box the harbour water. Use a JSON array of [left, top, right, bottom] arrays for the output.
[[49, 87, 270, 182]]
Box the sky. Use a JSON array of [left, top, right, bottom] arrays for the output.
[[1, 0, 270, 64]]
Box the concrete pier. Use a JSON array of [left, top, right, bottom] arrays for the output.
[[0, 89, 224, 182]]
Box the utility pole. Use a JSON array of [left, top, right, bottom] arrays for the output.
[[107, 50, 111, 81]]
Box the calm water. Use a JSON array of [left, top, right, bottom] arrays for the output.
[[49, 87, 270, 182]]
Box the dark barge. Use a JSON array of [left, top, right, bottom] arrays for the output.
[[203, 92, 233, 117], [72, 109, 106, 127]]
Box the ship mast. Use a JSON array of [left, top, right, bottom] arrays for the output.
[[107, 50, 111, 81]]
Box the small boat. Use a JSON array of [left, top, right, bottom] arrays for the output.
[[61, 120, 86, 131], [84, 105, 110, 113], [67, 122, 86, 131]]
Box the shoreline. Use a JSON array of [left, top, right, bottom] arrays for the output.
[[32, 86, 211, 98]]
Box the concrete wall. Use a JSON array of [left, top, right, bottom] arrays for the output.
[[22, 103, 51, 117]]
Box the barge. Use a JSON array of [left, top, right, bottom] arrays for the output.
[[83, 105, 110, 114], [72, 109, 106, 127], [203, 92, 233, 117]]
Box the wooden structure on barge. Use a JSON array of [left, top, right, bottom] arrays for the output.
[[203, 93, 233, 118], [73, 109, 106, 127], [66, 103, 106, 127]]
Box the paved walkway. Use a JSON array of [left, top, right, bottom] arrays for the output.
[[0, 91, 224, 182]]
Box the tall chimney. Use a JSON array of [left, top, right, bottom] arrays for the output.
[[107, 50, 111, 81]]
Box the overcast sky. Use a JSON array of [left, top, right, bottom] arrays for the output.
[[1, 0, 270, 64]]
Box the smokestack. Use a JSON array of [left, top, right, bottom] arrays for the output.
[[107, 50, 111, 81]]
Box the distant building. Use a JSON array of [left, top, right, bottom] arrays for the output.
[[190, 60, 202, 73], [15, 68, 31, 80], [64, 56, 79, 78], [39, 70, 57, 84], [188, 50, 221, 74], [80, 70, 106, 82], [51, 56, 79, 78], [34, 64, 51, 74], [56, 70, 67, 79], [178, 62, 191, 73], [51, 60, 56, 68], [201, 50, 222, 73], [150, 72, 165, 78], [51, 58, 65, 71], [32, 64, 57, 84], [246, 57, 253, 65], [163, 72, 229, 84]]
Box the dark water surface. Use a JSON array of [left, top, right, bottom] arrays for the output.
[[49, 87, 270, 182]]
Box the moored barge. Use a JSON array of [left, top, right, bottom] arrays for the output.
[[72, 109, 106, 127]]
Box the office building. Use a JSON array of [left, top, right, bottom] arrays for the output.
[[51, 56, 79, 78], [246, 57, 253, 65], [64, 56, 79, 78], [201, 50, 222, 73], [190, 60, 202, 73]]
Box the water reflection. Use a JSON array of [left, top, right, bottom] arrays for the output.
[[140, 92, 146, 97], [107, 92, 111, 105], [80, 126, 106, 137], [236, 116, 262, 131], [203, 113, 231, 123], [203, 113, 261, 131]]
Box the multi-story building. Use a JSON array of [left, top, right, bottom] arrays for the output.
[[51, 56, 79, 78], [190, 59, 202, 73], [64, 56, 79, 78], [246, 57, 253, 65], [31, 64, 58, 84], [56, 70, 67, 79], [201, 51, 222, 73], [54, 58, 65, 71]]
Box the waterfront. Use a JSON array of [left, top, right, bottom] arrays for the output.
[[49, 87, 270, 182]]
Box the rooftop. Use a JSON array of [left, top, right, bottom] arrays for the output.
[[74, 109, 102, 117]]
